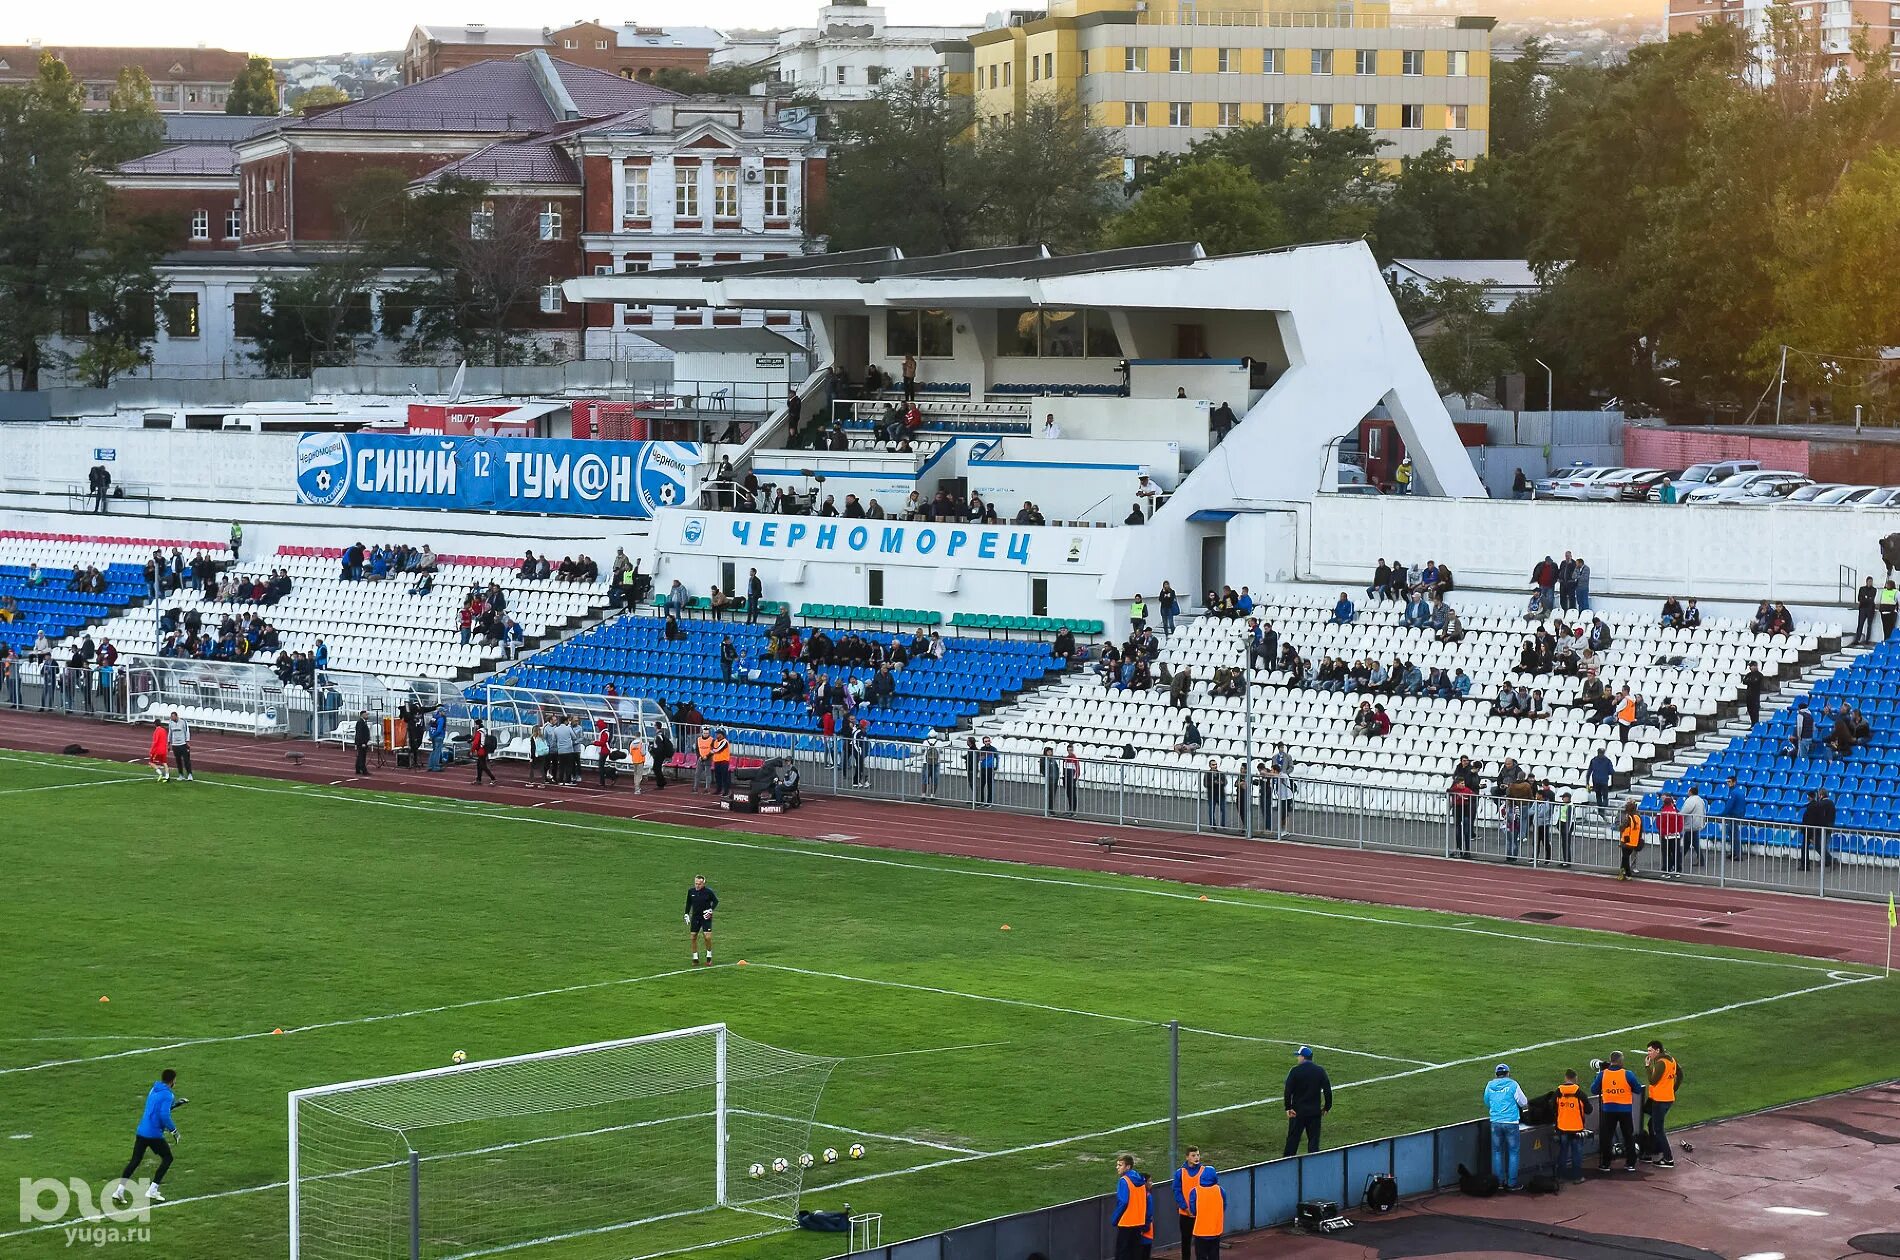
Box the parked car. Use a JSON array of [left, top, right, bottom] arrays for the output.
[[1659, 459, 1763, 500], [1584, 468, 1665, 501], [1618, 469, 1682, 501], [1545, 467, 1626, 500], [1782, 482, 1848, 504], [1683, 470, 1811, 504], [1804, 484, 1879, 505], [1334, 483, 1383, 496], [1855, 487, 1900, 507], [1532, 462, 1600, 498]]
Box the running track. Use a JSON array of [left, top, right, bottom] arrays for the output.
[[0, 708, 1889, 968]]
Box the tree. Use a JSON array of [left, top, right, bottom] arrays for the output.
[[1134, 122, 1389, 248], [1375, 139, 1522, 263], [0, 53, 163, 389], [1414, 279, 1514, 406], [226, 55, 280, 116], [1102, 158, 1286, 255], [972, 95, 1120, 251], [651, 64, 769, 95], [397, 183, 564, 366], [64, 220, 166, 388], [99, 66, 165, 163], [291, 84, 350, 114], [825, 78, 985, 253]]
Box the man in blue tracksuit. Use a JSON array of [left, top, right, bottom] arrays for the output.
[[114, 1069, 180, 1203], [1483, 1063, 1529, 1191], [428, 708, 448, 772], [1722, 775, 1749, 861]]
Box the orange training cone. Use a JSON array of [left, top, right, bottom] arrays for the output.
[[1000, 924, 1012, 931], [272, 1028, 284, 1035], [98, 996, 109, 1003]]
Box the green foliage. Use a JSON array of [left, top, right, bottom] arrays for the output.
[[825, 80, 1119, 253], [650, 64, 770, 96], [393, 180, 566, 367], [98, 66, 165, 164], [226, 55, 280, 116], [0, 53, 164, 389], [1103, 158, 1285, 255], [1413, 278, 1515, 405], [290, 84, 351, 114], [62, 218, 167, 388], [1139, 123, 1388, 247]]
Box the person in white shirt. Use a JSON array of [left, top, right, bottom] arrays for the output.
[[166, 710, 194, 781], [1680, 785, 1708, 868], [1136, 474, 1160, 518], [1042, 413, 1062, 440]]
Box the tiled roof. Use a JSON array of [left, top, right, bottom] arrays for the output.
[[415, 138, 581, 186], [162, 114, 276, 144], [116, 144, 240, 177], [286, 56, 674, 134], [416, 25, 553, 46], [0, 45, 250, 81]]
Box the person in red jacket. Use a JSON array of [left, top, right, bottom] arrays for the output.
[[1655, 793, 1684, 879], [148, 721, 171, 782]]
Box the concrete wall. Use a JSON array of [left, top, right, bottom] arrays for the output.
[[1225, 494, 1886, 610]]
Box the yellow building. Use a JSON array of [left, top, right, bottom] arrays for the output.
[[959, 0, 1493, 168]]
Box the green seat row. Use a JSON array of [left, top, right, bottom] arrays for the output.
[[799, 602, 945, 627], [951, 612, 1103, 636], [649, 596, 788, 616]]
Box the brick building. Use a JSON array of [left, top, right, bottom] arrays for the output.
[[402, 21, 721, 85], [0, 44, 253, 111], [1666, 0, 1900, 79], [92, 50, 825, 378]]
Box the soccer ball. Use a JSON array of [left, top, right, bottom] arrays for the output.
[[822, 1148, 839, 1164], [797, 1153, 815, 1169], [314, 470, 333, 493], [771, 1157, 789, 1174], [748, 1163, 766, 1180], [848, 1143, 866, 1160], [451, 1050, 467, 1065]]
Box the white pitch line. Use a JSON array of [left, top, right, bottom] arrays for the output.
[[842, 1039, 1012, 1062], [756, 963, 1437, 1066], [0, 775, 147, 796], [0, 965, 708, 1077], [165, 764, 1873, 977], [0, 973, 1874, 1246], [733, 1110, 984, 1156], [0, 748, 1867, 976]]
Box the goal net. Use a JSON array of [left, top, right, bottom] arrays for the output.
[[289, 1025, 839, 1260]]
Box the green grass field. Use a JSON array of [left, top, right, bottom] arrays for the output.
[[1, 747, 1893, 1260]]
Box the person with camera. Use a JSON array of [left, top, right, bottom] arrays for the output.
[[1591, 1051, 1643, 1172]]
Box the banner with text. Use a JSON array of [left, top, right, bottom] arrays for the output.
[[294, 433, 698, 518], [661, 509, 1106, 572]]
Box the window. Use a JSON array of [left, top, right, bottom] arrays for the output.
[[60, 303, 91, 337], [224, 208, 241, 239], [539, 281, 564, 314], [190, 210, 209, 241], [1003, 62, 1010, 85], [1124, 46, 1146, 71], [676, 170, 699, 218], [995, 308, 1122, 357], [1353, 103, 1376, 128], [763, 167, 789, 218], [625, 165, 649, 218], [1265, 102, 1285, 125], [339, 293, 373, 335], [595, 38, 608, 48], [1355, 49, 1377, 75], [538, 201, 563, 240], [470, 200, 494, 239], [231, 291, 265, 340], [1169, 47, 1187, 72], [1447, 49, 1469, 76], [1218, 102, 1240, 127], [1262, 48, 1281, 73], [836, 65, 848, 85], [162, 293, 199, 340], [1401, 103, 1423, 128], [1168, 102, 1191, 127], [1080, 49, 1090, 74], [713, 167, 738, 218], [1218, 47, 1236, 72], [1447, 103, 1468, 130], [1124, 101, 1147, 126], [1312, 103, 1337, 128], [987, 64, 998, 88], [886, 309, 954, 358], [1043, 52, 1053, 77], [563, 38, 576, 48], [1311, 49, 1333, 75], [868, 64, 885, 85], [1402, 49, 1424, 75], [1031, 57, 1039, 81]]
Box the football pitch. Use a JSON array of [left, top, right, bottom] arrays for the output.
[[0, 747, 1893, 1260]]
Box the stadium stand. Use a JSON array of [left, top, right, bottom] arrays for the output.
[[1669, 639, 1900, 847], [73, 546, 609, 678], [0, 530, 222, 653], [968, 592, 1829, 794], [491, 613, 1070, 744]]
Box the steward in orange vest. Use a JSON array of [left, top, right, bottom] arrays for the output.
[[1172, 1147, 1203, 1246], [1112, 1154, 1153, 1260], [1186, 1166, 1225, 1259]]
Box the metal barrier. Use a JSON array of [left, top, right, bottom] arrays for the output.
[[837, 1119, 1484, 1260]]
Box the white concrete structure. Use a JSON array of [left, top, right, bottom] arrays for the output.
[[738, 4, 978, 105]]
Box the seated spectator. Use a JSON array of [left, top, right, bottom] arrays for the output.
[[1523, 588, 1550, 622], [1052, 626, 1078, 666], [1168, 663, 1193, 709], [1351, 702, 1380, 738], [1398, 659, 1424, 696], [1660, 596, 1684, 628], [1234, 586, 1255, 616], [1129, 660, 1153, 691], [369, 548, 391, 581], [1492, 687, 1523, 717], [1525, 688, 1549, 719], [1436, 608, 1465, 643], [708, 586, 732, 620], [867, 499, 887, 520], [1451, 668, 1472, 697], [818, 495, 840, 518], [1174, 716, 1204, 753], [663, 613, 685, 642], [1586, 617, 1613, 651], [1423, 666, 1453, 698], [1402, 590, 1433, 629], [1367, 559, 1392, 602], [1365, 658, 1391, 693], [1329, 592, 1356, 625], [1124, 503, 1147, 525], [408, 571, 434, 597], [1681, 597, 1701, 629], [1650, 696, 1681, 731], [843, 494, 865, 519], [1771, 602, 1794, 636], [25, 563, 45, 588], [519, 551, 540, 579]]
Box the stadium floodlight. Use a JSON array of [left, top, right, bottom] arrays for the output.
[[289, 1024, 838, 1260]]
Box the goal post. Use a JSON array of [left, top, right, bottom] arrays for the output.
[[288, 1024, 837, 1260]]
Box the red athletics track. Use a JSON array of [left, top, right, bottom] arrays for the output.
[[0, 708, 1888, 969]]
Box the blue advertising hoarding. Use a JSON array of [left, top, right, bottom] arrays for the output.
[[294, 433, 698, 519]]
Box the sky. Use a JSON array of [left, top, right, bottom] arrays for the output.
[[12, 0, 1000, 58]]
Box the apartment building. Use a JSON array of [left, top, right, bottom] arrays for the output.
[[0, 43, 252, 111], [1666, 0, 1900, 79]]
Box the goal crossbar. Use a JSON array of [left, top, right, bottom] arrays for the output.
[[288, 1024, 738, 1260]]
